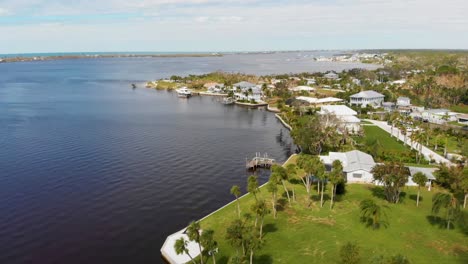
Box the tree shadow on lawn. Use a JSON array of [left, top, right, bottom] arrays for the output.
[[409, 194, 423, 202], [369, 186, 406, 202], [217, 256, 230, 264], [255, 254, 273, 264], [426, 215, 453, 229], [276, 198, 287, 212], [263, 223, 278, 234]]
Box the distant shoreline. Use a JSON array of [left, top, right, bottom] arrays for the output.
[[0, 53, 223, 64]]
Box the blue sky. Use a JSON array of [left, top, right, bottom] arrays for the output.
[[1, 0, 467, 53]]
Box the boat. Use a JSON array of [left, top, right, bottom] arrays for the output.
[[176, 87, 192, 98], [222, 97, 235, 105]]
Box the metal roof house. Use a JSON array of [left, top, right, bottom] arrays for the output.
[[324, 72, 339, 80], [320, 150, 376, 184], [350, 90, 385, 107], [397, 96, 411, 107], [319, 105, 361, 133]]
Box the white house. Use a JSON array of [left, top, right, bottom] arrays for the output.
[[319, 105, 361, 133], [305, 78, 316, 85], [233, 81, 263, 101], [350, 90, 385, 108], [382, 102, 396, 112], [204, 82, 225, 93], [296, 96, 343, 106], [289, 86, 315, 93], [421, 109, 458, 124], [391, 79, 407, 85], [396, 97, 411, 107], [320, 150, 376, 184], [324, 72, 339, 80], [406, 167, 436, 189]]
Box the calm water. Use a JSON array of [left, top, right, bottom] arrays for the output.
[[0, 53, 376, 264]]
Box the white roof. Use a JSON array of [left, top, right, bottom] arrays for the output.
[[161, 229, 202, 264], [321, 150, 376, 173], [233, 81, 256, 88], [317, 97, 343, 103], [290, 86, 315, 92], [407, 166, 436, 180], [339, 115, 361, 123], [297, 96, 344, 104], [350, 90, 384, 99], [320, 105, 357, 116]]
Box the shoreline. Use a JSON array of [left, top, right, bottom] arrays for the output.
[[275, 113, 293, 131], [0, 53, 222, 64]]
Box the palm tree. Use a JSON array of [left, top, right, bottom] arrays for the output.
[[267, 174, 279, 219], [174, 237, 196, 264], [329, 160, 344, 209], [285, 163, 297, 201], [296, 154, 313, 194], [359, 199, 388, 229], [251, 199, 269, 238], [230, 185, 242, 218], [271, 164, 290, 204], [247, 175, 259, 201], [200, 229, 218, 264], [412, 172, 428, 207], [432, 192, 460, 229], [187, 221, 204, 264]]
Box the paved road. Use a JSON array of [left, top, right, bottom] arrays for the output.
[[364, 119, 453, 165]]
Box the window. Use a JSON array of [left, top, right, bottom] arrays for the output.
[[353, 173, 362, 178]]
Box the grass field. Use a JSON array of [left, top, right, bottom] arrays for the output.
[[199, 156, 467, 264], [361, 125, 409, 152]]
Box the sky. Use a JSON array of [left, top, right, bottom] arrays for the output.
[[0, 0, 467, 54]]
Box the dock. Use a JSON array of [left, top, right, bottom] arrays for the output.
[[246, 152, 276, 170]]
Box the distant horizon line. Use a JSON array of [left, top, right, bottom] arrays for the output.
[[2, 48, 468, 56]]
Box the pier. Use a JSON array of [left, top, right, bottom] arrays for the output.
[[246, 152, 276, 170]]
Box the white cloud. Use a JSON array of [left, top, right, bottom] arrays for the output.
[[0, 8, 10, 16]]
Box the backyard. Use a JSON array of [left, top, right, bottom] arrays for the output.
[[199, 156, 467, 263]]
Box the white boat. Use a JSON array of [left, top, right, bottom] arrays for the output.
[[176, 87, 192, 98]]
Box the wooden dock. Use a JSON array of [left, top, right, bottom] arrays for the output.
[[246, 153, 276, 170]]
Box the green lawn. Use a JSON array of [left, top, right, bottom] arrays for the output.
[[450, 104, 468, 114], [361, 125, 409, 152], [199, 156, 467, 264]]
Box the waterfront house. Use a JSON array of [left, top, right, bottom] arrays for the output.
[[382, 102, 396, 112], [320, 150, 376, 184], [421, 109, 458, 124], [289, 86, 316, 93], [319, 105, 361, 133], [324, 72, 339, 80], [233, 81, 256, 90], [397, 96, 411, 107], [296, 96, 343, 106], [233, 82, 263, 101], [349, 90, 385, 108], [204, 82, 225, 93]]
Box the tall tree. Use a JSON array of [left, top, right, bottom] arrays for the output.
[[267, 173, 280, 218], [296, 154, 314, 194], [174, 237, 196, 264], [187, 221, 204, 264], [329, 160, 344, 209], [412, 172, 428, 207], [200, 229, 218, 264], [244, 227, 263, 264], [230, 185, 242, 218], [247, 175, 259, 201], [432, 192, 461, 229], [225, 219, 246, 257], [372, 162, 409, 203], [251, 199, 269, 238], [285, 163, 298, 201], [271, 164, 291, 204]]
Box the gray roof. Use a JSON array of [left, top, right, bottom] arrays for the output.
[[343, 150, 376, 172], [350, 90, 384, 99], [324, 150, 376, 173], [233, 81, 256, 88], [407, 166, 436, 180]]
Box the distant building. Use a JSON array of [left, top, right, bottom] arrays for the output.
[[350, 90, 385, 107], [204, 82, 225, 93], [305, 78, 316, 85], [233, 81, 262, 101], [351, 78, 361, 86], [324, 72, 339, 80], [319, 105, 361, 133], [296, 96, 343, 106], [289, 86, 315, 92], [406, 167, 436, 189], [420, 109, 458, 124], [382, 102, 395, 112], [233, 81, 256, 90], [320, 150, 376, 184], [397, 97, 411, 107], [391, 79, 407, 85]]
